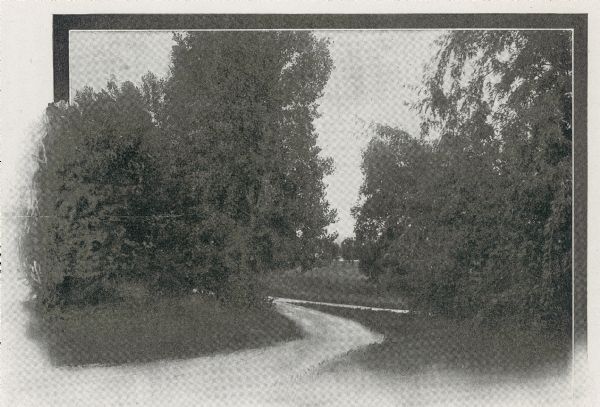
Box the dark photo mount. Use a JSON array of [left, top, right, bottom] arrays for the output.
[[1, 7, 590, 405], [52, 11, 588, 346]]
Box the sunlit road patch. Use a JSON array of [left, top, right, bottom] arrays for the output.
[[272, 296, 410, 314]]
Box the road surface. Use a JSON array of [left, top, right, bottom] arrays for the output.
[[2, 286, 386, 406], [1, 279, 590, 406], [272, 296, 410, 313]]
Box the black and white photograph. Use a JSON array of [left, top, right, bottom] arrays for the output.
[[0, 5, 594, 407]]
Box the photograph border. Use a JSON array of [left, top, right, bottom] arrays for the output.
[[52, 12, 588, 348]]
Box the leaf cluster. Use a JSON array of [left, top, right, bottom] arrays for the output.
[[354, 31, 572, 331]]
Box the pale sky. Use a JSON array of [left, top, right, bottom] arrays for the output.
[[70, 30, 442, 240]]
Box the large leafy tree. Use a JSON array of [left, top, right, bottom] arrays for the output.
[[139, 31, 335, 296], [354, 30, 572, 329], [420, 30, 572, 328]]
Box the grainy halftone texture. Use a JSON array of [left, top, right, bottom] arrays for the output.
[[2, 30, 587, 406], [69, 30, 441, 240], [70, 31, 173, 96]]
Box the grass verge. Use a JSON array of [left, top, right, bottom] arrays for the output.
[[306, 304, 571, 378], [27, 295, 302, 366], [262, 261, 406, 309]]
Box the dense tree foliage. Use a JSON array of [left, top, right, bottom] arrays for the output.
[[316, 235, 341, 263], [25, 31, 335, 307], [24, 83, 161, 306], [157, 32, 335, 286], [354, 31, 572, 330], [340, 237, 359, 261]]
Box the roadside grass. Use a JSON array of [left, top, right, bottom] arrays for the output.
[[306, 304, 571, 378], [261, 261, 406, 309], [27, 295, 302, 366]]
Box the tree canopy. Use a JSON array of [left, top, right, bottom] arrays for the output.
[[25, 31, 336, 307], [353, 30, 572, 330], [340, 237, 359, 261], [158, 32, 336, 279]]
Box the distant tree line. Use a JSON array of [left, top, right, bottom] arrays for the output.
[[353, 31, 572, 331], [340, 237, 359, 261], [312, 236, 360, 263], [24, 31, 336, 308]]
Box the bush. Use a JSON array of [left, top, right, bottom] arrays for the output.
[[24, 83, 160, 308]]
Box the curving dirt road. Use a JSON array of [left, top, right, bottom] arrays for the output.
[[1, 279, 589, 406], [1, 291, 384, 406]]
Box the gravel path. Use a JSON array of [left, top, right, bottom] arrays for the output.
[[1, 289, 383, 406], [1, 279, 589, 406]]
